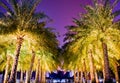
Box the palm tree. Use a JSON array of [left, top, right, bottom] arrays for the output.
[[88, 49, 95, 82], [0, 0, 48, 82], [82, 0, 120, 82], [13, 25, 58, 83], [110, 58, 120, 83], [25, 50, 35, 83], [22, 26, 59, 83], [3, 55, 12, 83], [63, 0, 120, 83], [62, 24, 90, 82], [34, 58, 40, 83], [0, 35, 17, 83], [29, 25, 59, 82]]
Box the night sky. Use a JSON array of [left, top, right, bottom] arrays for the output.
[[37, 0, 91, 47]]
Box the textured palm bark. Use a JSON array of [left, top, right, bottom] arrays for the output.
[[8, 36, 24, 83], [20, 69, 23, 83], [40, 66, 42, 82], [114, 62, 119, 83], [38, 63, 41, 83], [102, 42, 111, 83], [102, 61, 105, 80], [35, 59, 40, 83], [40, 67, 46, 83], [42, 71, 46, 83], [75, 70, 79, 83], [77, 71, 80, 82], [83, 59, 87, 83], [80, 71, 83, 83], [25, 71, 29, 83], [102, 68, 105, 80], [74, 70, 77, 83], [25, 50, 35, 83], [4, 56, 10, 83], [95, 71, 99, 83], [89, 50, 95, 83]]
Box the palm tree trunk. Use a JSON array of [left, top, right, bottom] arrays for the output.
[[74, 70, 76, 83], [102, 42, 112, 83], [102, 68, 105, 80], [114, 62, 119, 83], [42, 71, 46, 83], [4, 56, 10, 83], [25, 71, 29, 83], [35, 69, 39, 83], [40, 66, 42, 82], [75, 70, 79, 83], [25, 50, 35, 83], [80, 70, 83, 83], [35, 59, 40, 83], [39, 65, 46, 83], [20, 69, 23, 83], [77, 71, 80, 82], [95, 71, 99, 83], [8, 36, 24, 83], [83, 59, 87, 83], [41, 68, 44, 83], [39, 63, 41, 83], [89, 49, 95, 83]]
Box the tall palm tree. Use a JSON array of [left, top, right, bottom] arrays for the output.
[[82, 0, 120, 82], [0, 0, 48, 82], [35, 32, 59, 83], [34, 58, 40, 83], [3, 55, 12, 83], [110, 58, 120, 83], [0, 35, 16, 83], [62, 24, 90, 82], [14, 25, 58, 83], [63, 0, 120, 83], [63, 21, 120, 83]]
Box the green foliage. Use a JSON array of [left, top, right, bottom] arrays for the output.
[[0, 0, 59, 73], [62, 0, 120, 72]]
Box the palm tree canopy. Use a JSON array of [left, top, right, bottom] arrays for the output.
[[62, 0, 120, 71], [0, 0, 47, 36]]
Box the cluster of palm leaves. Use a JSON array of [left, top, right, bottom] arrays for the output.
[[63, 0, 120, 83], [0, 0, 59, 83]]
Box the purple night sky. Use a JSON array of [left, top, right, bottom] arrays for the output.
[[37, 0, 91, 46]]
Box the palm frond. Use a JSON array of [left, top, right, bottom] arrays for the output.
[[113, 9, 120, 17], [0, 0, 14, 15], [111, 0, 120, 9]]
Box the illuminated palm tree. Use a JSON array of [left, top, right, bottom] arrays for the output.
[[63, 0, 120, 83], [82, 0, 120, 82], [63, 21, 120, 83], [0, 0, 48, 82], [3, 55, 12, 83], [0, 36, 15, 83], [15, 27, 59, 83], [16, 27, 59, 83], [32, 28, 59, 83], [63, 23, 91, 82]]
